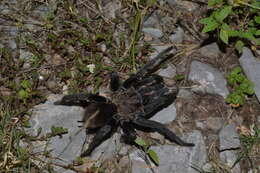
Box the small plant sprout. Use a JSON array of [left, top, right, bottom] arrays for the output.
[[226, 67, 255, 107], [134, 137, 160, 165]]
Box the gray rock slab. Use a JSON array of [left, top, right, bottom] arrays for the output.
[[219, 123, 240, 150], [165, 0, 199, 11], [219, 123, 241, 173], [19, 49, 34, 60], [150, 103, 177, 124], [142, 28, 163, 39], [177, 89, 193, 99], [169, 27, 184, 44], [86, 132, 122, 161], [199, 42, 221, 59], [130, 131, 207, 173], [158, 64, 177, 79], [188, 60, 229, 98], [239, 47, 260, 102], [32, 2, 57, 19], [26, 95, 121, 172], [26, 95, 86, 172], [143, 12, 160, 28], [103, 0, 122, 19]]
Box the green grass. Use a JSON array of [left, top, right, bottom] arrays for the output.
[[0, 103, 32, 172]]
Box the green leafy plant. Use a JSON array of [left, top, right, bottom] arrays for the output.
[[46, 126, 68, 138], [200, 0, 260, 52], [134, 137, 160, 165], [18, 80, 32, 103], [226, 67, 255, 106]]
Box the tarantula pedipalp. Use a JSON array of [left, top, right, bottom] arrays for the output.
[[54, 46, 194, 157]]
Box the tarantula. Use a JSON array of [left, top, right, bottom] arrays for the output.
[[54, 47, 194, 157]]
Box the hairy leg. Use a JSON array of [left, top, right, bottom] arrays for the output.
[[54, 93, 109, 107], [133, 117, 194, 147], [120, 122, 137, 144], [80, 123, 115, 157], [123, 46, 174, 89], [110, 72, 120, 91], [134, 74, 163, 88], [140, 84, 178, 118]]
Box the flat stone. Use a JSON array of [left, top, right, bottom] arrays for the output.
[[130, 131, 207, 173], [188, 60, 229, 98], [177, 89, 193, 99], [219, 123, 240, 150], [103, 0, 122, 19], [205, 117, 224, 132], [169, 27, 184, 44], [143, 12, 160, 28], [158, 64, 176, 79], [199, 42, 221, 59], [25, 95, 121, 172], [142, 28, 163, 39], [26, 95, 86, 172], [20, 49, 34, 60], [239, 47, 260, 102], [85, 132, 121, 160], [150, 103, 177, 124], [32, 2, 57, 19], [165, 0, 199, 11], [219, 123, 241, 173]]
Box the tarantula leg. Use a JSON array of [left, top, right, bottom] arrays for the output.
[[120, 122, 137, 144], [134, 74, 163, 88], [110, 72, 120, 91], [80, 124, 115, 157], [133, 117, 194, 147], [141, 87, 178, 118], [54, 93, 108, 107], [123, 46, 174, 88], [138, 83, 164, 95]]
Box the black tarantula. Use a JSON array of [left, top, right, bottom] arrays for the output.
[[54, 47, 194, 157]]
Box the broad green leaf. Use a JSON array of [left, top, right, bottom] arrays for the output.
[[214, 6, 232, 22], [148, 149, 160, 165], [248, 27, 257, 34], [221, 23, 230, 30], [201, 20, 219, 33], [220, 28, 229, 44], [134, 137, 147, 147], [248, 20, 255, 27], [240, 32, 256, 41], [208, 0, 223, 6], [254, 16, 260, 24], [228, 30, 240, 37], [199, 17, 213, 24], [255, 30, 260, 36], [235, 40, 244, 53]]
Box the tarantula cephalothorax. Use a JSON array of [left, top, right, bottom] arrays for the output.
[[54, 47, 194, 157]]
